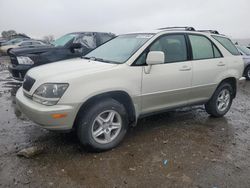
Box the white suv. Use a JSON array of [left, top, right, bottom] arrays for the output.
[[16, 27, 245, 151]]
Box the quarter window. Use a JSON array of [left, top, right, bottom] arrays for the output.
[[212, 35, 240, 56]]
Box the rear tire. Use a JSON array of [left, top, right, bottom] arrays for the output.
[[205, 82, 233, 117], [76, 98, 128, 151], [245, 66, 250, 80]]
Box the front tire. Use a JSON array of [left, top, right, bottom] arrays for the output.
[[205, 82, 233, 117], [76, 98, 128, 151]]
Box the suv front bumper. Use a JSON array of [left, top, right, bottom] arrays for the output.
[[15, 88, 79, 131]]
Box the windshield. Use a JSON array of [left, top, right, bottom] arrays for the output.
[[84, 34, 154, 64], [53, 34, 77, 47], [237, 45, 250, 56]]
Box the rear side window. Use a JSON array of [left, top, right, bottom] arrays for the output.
[[212, 35, 240, 55], [189, 35, 222, 60]]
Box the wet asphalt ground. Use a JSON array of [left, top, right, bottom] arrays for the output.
[[0, 56, 250, 188]]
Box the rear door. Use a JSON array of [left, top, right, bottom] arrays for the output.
[[187, 34, 225, 104]]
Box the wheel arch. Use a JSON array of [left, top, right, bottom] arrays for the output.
[[244, 64, 250, 76], [216, 77, 237, 98], [73, 91, 137, 129], [7, 48, 13, 55]]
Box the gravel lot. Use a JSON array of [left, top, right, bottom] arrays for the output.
[[0, 56, 250, 188]]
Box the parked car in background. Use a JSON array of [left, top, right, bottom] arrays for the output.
[[16, 27, 245, 151], [0, 38, 29, 55], [8, 32, 115, 80], [0, 38, 8, 46], [0, 38, 29, 47], [236, 45, 250, 80], [0, 40, 47, 55]]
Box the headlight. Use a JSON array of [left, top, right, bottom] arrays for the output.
[[33, 83, 69, 106], [17, 56, 34, 65]]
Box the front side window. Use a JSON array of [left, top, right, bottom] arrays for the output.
[[85, 34, 153, 64], [150, 35, 187, 63], [134, 34, 188, 65], [212, 35, 240, 56], [75, 33, 96, 49]]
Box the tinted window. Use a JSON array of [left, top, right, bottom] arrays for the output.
[[150, 35, 187, 63], [212, 35, 240, 55]]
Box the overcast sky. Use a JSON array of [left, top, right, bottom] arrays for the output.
[[0, 0, 249, 39]]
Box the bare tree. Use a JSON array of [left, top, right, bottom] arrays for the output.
[[1, 30, 17, 39], [43, 35, 55, 44]]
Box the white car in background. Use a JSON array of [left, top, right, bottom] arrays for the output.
[[16, 27, 245, 151], [0, 40, 47, 55], [236, 45, 250, 80]]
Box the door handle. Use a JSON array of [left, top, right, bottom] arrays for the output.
[[179, 65, 191, 71], [217, 61, 225, 66]]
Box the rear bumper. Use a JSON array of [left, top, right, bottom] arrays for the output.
[[8, 64, 31, 81], [16, 88, 79, 131]]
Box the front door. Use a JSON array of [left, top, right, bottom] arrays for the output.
[[140, 34, 192, 114]]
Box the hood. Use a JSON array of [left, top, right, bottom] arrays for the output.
[[27, 58, 118, 81], [10, 45, 57, 56]]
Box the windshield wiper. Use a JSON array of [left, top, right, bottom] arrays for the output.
[[82, 56, 116, 64], [94, 58, 117, 64], [81, 56, 91, 60]]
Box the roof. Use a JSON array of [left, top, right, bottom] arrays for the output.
[[123, 27, 224, 36], [68, 32, 115, 35]]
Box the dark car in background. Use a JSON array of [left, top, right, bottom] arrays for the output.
[[8, 32, 115, 80]]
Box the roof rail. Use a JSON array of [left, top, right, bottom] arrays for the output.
[[197, 30, 220, 34], [158, 27, 196, 31]]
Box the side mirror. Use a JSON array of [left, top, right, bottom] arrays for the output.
[[146, 51, 165, 65], [70, 43, 82, 49]]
